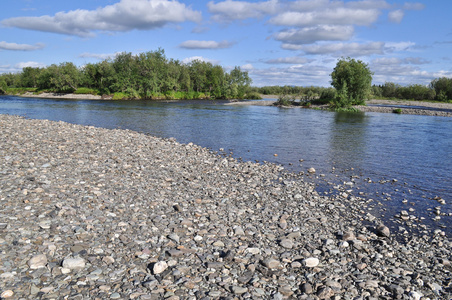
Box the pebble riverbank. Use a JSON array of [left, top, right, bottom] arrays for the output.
[[1, 114, 451, 299]]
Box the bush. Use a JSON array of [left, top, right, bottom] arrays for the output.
[[74, 87, 99, 95], [112, 92, 130, 100], [276, 94, 295, 106], [244, 91, 262, 100], [392, 108, 402, 114]]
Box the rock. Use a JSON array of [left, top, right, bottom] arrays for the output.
[[231, 286, 248, 294], [376, 224, 390, 237], [28, 254, 47, 269], [1, 290, 14, 298], [342, 231, 356, 241], [62, 257, 86, 270], [263, 258, 280, 269], [300, 282, 313, 294], [317, 286, 335, 299], [308, 167, 316, 173], [153, 261, 168, 274], [279, 239, 294, 249], [302, 257, 319, 268]]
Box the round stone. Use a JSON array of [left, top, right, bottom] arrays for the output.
[[303, 257, 319, 268]]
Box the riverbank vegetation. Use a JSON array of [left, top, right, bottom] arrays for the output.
[[0, 48, 256, 100]]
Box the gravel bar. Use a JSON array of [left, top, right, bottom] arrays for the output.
[[1, 114, 451, 299]]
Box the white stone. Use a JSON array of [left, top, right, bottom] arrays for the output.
[[1, 290, 14, 298], [28, 254, 47, 269], [62, 257, 86, 270], [153, 261, 168, 274], [279, 239, 294, 249], [308, 167, 316, 173], [302, 257, 319, 268], [246, 247, 261, 255]]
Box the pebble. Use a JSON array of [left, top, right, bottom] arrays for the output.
[[62, 257, 86, 270], [153, 261, 168, 274], [0, 114, 451, 299], [1, 290, 14, 298], [302, 257, 320, 268], [27, 254, 47, 269]]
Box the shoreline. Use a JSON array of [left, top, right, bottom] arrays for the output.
[[7, 92, 452, 116], [1, 114, 451, 299]]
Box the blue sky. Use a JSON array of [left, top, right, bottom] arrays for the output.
[[1, 0, 451, 87]]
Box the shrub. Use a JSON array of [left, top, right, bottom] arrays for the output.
[[74, 87, 99, 95], [392, 108, 402, 114], [244, 91, 262, 100]]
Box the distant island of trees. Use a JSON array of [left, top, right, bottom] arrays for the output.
[[0, 49, 451, 104]]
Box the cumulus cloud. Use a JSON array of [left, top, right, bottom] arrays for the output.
[[179, 40, 235, 49], [2, 0, 202, 37], [248, 64, 332, 86], [274, 25, 354, 45], [0, 61, 46, 73], [388, 9, 404, 23], [208, 0, 279, 22], [15, 61, 47, 69], [263, 56, 312, 64], [0, 41, 45, 51], [299, 41, 385, 56], [269, 8, 380, 27]]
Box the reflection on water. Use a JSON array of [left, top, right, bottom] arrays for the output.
[[1, 95, 451, 234]]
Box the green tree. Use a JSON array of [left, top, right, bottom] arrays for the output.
[[430, 77, 452, 101], [0, 78, 7, 94], [21, 67, 42, 88], [331, 57, 373, 107]]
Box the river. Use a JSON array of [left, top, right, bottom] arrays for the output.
[[1, 95, 451, 236]]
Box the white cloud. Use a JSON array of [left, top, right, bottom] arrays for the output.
[[79, 52, 120, 60], [264, 56, 312, 64], [182, 56, 220, 64], [0, 61, 46, 73], [269, 8, 380, 27], [248, 64, 332, 87], [208, 0, 279, 22], [0, 41, 45, 51], [300, 41, 385, 56], [370, 56, 451, 85], [384, 41, 415, 52], [241, 63, 254, 70], [15, 61, 47, 69], [274, 25, 354, 45], [179, 40, 235, 49], [2, 0, 202, 37], [388, 9, 404, 23]]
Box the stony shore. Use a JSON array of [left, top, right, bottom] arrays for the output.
[[1, 114, 451, 299]]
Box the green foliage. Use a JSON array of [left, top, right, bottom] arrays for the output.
[[243, 91, 262, 100], [330, 57, 373, 107], [0, 79, 7, 94], [430, 77, 452, 101], [112, 92, 130, 100], [74, 87, 99, 95], [392, 108, 402, 114], [276, 94, 296, 106]]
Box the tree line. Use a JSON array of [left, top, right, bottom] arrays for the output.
[[372, 78, 452, 101], [0, 48, 255, 100]]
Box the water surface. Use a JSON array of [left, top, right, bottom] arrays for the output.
[[1, 96, 451, 235]]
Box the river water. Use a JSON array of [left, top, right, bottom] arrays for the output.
[[1, 96, 451, 235]]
